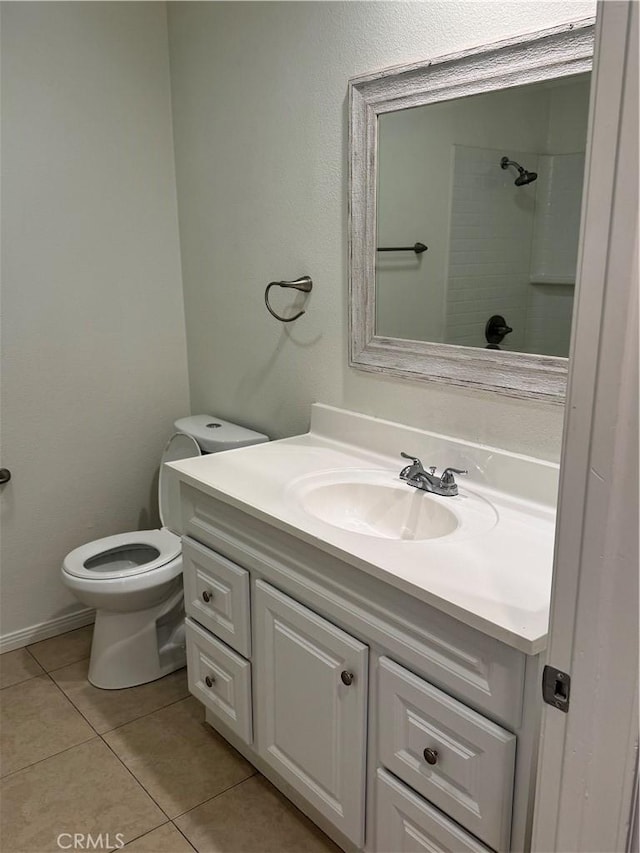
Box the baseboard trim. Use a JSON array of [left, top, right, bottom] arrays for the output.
[[0, 609, 96, 654]]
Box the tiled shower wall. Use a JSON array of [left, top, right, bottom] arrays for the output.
[[445, 145, 538, 351], [523, 282, 575, 357], [446, 146, 583, 355], [526, 152, 585, 356], [530, 152, 585, 283]]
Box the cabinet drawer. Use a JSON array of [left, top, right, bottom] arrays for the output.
[[183, 536, 251, 657], [378, 657, 515, 851], [376, 768, 491, 853], [185, 617, 252, 744]]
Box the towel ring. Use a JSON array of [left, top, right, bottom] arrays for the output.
[[265, 276, 313, 323]]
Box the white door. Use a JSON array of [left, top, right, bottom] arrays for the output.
[[532, 2, 639, 851], [254, 579, 368, 847]]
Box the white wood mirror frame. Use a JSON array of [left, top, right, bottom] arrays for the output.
[[348, 19, 595, 403]]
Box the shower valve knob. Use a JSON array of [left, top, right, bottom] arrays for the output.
[[485, 314, 513, 345]]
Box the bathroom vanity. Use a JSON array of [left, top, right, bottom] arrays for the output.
[[167, 405, 557, 853]]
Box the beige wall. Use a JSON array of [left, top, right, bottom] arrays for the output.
[[168, 1, 595, 460], [1, 3, 190, 643]]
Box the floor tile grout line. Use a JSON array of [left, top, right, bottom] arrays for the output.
[[45, 664, 190, 737], [99, 732, 173, 821], [37, 652, 92, 675], [0, 671, 43, 692], [0, 671, 99, 779], [10, 629, 187, 728], [0, 733, 100, 782], [99, 690, 192, 735], [119, 819, 173, 849], [0, 672, 186, 783], [23, 644, 47, 670], [6, 660, 189, 799], [99, 727, 257, 826], [4, 628, 185, 837], [2, 733, 170, 833], [44, 670, 104, 737], [170, 820, 199, 851], [23, 623, 94, 673], [119, 820, 197, 852], [179, 767, 337, 851], [46, 658, 190, 733], [171, 770, 259, 821]]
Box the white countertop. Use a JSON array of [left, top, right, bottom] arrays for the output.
[[168, 405, 558, 655]]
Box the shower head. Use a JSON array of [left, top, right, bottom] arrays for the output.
[[500, 155, 538, 186], [514, 169, 538, 186]]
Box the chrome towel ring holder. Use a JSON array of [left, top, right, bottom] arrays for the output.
[[264, 276, 313, 322]]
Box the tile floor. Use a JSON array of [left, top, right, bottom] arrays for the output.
[[0, 626, 340, 853]]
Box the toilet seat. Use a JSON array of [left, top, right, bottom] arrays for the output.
[[63, 432, 202, 583], [63, 528, 181, 580]]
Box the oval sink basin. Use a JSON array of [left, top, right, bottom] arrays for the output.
[[287, 469, 498, 542], [298, 479, 459, 541]]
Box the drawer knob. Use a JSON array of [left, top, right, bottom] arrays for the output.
[[340, 670, 354, 686], [423, 747, 439, 765], [202, 590, 213, 603], [205, 675, 216, 688]]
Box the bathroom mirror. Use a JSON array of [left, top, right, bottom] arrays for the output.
[[349, 20, 595, 402]]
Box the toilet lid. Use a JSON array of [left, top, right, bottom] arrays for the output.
[[173, 414, 268, 453], [158, 432, 202, 530], [63, 528, 182, 580]]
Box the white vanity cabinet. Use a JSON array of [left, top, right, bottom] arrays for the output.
[[178, 483, 543, 853]]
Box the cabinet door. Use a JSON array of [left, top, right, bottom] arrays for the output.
[[254, 580, 368, 847]]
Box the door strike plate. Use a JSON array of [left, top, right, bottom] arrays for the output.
[[542, 665, 571, 712]]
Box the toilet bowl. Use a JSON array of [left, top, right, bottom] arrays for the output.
[[61, 416, 268, 690]]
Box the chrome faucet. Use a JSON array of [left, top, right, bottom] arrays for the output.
[[399, 452, 467, 497]]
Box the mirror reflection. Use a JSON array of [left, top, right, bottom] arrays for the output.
[[376, 73, 590, 357]]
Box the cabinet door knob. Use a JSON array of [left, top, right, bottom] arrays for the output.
[[423, 747, 438, 765], [205, 675, 215, 688], [340, 670, 354, 686], [202, 590, 213, 603]]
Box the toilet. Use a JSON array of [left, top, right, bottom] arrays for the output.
[[61, 415, 268, 690]]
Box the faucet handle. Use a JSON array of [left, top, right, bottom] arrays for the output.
[[440, 467, 468, 485], [400, 452, 422, 466], [400, 452, 426, 480]]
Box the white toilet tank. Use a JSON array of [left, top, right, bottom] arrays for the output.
[[174, 414, 269, 454], [160, 414, 269, 532]]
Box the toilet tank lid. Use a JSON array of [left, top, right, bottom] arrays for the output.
[[173, 414, 269, 453]]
